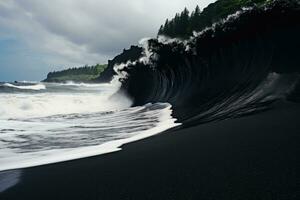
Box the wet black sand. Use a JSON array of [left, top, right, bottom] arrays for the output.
[[1, 102, 300, 200]]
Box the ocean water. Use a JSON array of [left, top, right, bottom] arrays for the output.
[[0, 81, 179, 171]]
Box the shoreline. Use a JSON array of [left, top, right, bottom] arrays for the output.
[[1, 101, 300, 199], [0, 102, 179, 172]]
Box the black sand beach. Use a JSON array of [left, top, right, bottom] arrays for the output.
[[0, 1, 299, 200], [1, 101, 299, 200]]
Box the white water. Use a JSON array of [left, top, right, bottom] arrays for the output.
[[0, 82, 129, 119], [3, 83, 46, 91], [0, 82, 179, 171]]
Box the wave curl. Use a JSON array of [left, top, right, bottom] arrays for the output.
[[115, 0, 300, 126]]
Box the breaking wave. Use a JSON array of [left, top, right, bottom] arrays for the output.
[[0, 0, 299, 172], [1, 83, 46, 91], [115, 0, 300, 126]]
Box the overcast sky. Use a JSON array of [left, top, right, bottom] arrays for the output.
[[0, 0, 214, 81]]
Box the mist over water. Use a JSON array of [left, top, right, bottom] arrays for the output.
[[0, 82, 179, 171]]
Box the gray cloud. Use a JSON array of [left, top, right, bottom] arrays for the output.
[[0, 0, 214, 78]]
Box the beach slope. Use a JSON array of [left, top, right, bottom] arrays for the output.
[[1, 102, 300, 200]]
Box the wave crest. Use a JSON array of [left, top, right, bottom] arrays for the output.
[[116, 0, 300, 126], [2, 83, 46, 91]]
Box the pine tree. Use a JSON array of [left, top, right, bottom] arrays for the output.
[[190, 5, 202, 33]]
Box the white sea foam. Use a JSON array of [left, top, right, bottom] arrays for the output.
[[0, 103, 179, 172], [58, 81, 111, 88], [3, 83, 46, 90], [0, 82, 180, 171], [0, 82, 129, 119]]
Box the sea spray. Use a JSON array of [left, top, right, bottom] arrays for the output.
[[0, 82, 179, 171]]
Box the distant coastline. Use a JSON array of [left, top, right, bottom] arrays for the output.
[[42, 64, 107, 83]]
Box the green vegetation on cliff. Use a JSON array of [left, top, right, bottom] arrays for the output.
[[44, 64, 107, 82], [158, 0, 269, 38]]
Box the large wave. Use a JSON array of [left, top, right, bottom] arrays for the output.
[[114, 0, 300, 127]]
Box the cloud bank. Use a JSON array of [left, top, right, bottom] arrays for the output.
[[0, 0, 214, 80]]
